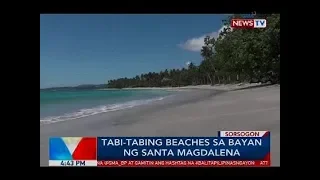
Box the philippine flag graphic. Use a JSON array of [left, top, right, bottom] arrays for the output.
[[49, 137, 97, 160]]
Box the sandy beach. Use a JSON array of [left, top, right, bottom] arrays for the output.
[[99, 82, 271, 91], [40, 84, 280, 166]]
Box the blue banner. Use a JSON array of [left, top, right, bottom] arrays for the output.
[[97, 136, 270, 160]]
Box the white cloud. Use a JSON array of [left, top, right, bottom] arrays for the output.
[[179, 25, 232, 52], [185, 61, 193, 68]]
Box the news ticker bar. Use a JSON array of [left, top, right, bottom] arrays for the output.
[[49, 160, 270, 167]]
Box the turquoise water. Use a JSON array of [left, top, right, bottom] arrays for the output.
[[40, 89, 174, 124]]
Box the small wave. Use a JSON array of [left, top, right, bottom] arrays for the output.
[[40, 96, 167, 125]]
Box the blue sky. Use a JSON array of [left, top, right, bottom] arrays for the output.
[[40, 14, 228, 88]]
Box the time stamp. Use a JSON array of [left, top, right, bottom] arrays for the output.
[[49, 160, 97, 166]]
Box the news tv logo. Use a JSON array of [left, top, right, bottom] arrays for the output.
[[231, 19, 267, 29], [49, 137, 97, 160]]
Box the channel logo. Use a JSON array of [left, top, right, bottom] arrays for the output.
[[49, 137, 97, 166], [231, 19, 267, 29]]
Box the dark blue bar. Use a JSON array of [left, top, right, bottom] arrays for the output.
[[97, 137, 270, 160]]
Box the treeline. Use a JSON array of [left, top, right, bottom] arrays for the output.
[[107, 14, 280, 89]]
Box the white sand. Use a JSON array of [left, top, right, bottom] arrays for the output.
[[98, 83, 272, 91]]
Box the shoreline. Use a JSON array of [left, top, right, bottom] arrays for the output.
[[40, 89, 212, 125], [98, 82, 277, 92]]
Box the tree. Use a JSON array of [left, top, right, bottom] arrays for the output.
[[107, 14, 280, 89]]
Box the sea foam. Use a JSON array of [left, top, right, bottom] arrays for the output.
[[40, 96, 167, 125]]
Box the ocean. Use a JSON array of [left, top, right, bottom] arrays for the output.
[[40, 89, 174, 125]]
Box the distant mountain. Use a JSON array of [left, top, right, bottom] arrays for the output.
[[40, 84, 107, 91]]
